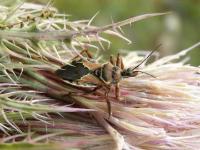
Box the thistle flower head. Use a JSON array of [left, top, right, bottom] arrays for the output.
[[0, 2, 199, 150]]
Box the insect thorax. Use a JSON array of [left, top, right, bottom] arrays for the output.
[[93, 63, 122, 84]]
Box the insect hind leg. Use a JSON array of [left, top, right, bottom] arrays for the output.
[[73, 49, 93, 60]]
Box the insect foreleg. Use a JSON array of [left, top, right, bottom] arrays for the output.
[[104, 87, 111, 117], [116, 53, 124, 70], [98, 67, 110, 88], [110, 55, 115, 66], [115, 83, 120, 100], [120, 56, 124, 70], [116, 53, 121, 67]]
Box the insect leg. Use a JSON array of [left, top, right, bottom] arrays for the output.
[[120, 57, 125, 70], [115, 83, 120, 100], [116, 53, 124, 69], [73, 49, 93, 60], [96, 73, 112, 116], [104, 87, 112, 117], [110, 55, 115, 66], [116, 53, 121, 67], [84, 49, 93, 59]]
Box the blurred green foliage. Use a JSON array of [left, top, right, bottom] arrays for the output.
[[47, 0, 199, 65]]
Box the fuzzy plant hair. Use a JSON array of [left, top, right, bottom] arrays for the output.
[[0, 1, 199, 150]]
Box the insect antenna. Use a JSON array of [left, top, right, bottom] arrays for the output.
[[132, 70, 156, 78], [131, 44, 161, 71]]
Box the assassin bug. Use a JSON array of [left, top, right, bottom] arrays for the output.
[[55, 49, 156, 116]]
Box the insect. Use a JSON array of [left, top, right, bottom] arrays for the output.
[[55, 49, 155, 117]]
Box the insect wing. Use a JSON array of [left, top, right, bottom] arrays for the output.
[[55, 60, 90, 82]]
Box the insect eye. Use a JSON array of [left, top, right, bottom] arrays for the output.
[[126, 68, 133, 75], [121, 68, 131, 77]]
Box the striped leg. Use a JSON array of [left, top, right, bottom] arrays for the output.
[[115, 53, 124, 100], [110, 55, 115, 66], [115, 83, 120, 100], [116, 53, 124, 69]]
